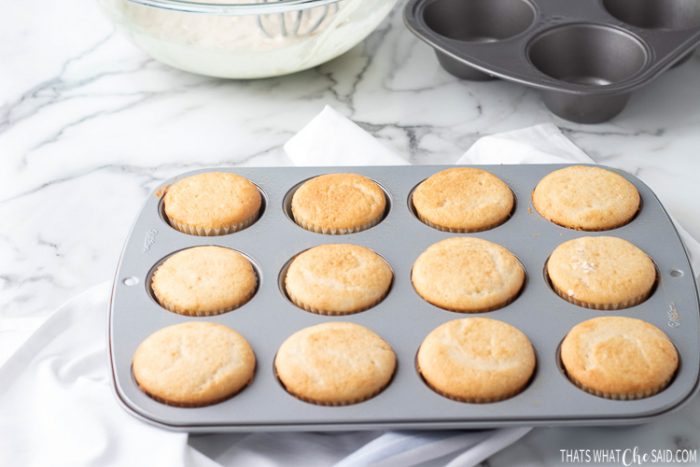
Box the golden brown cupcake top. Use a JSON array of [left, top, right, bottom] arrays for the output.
[[132, 322, 256, 407], [412, 168, 514, 232], [274, 322, 396, 405], [412, 237, 525, 312], [151, 246, 257, 316], [284, 244, 392, 315], [163, 172, 262, 236], [417, 318, 536, 402], [533, 166, 640, 231], [547, 236, 656, 310], [291, 173, 386, 234], [561, 316, 678, 400]]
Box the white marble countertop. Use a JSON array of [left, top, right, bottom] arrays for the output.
[[2, 0, 700, 464]]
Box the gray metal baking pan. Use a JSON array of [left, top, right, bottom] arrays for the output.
[[110, 165, 700, 432], [404, 0, 700, 123]]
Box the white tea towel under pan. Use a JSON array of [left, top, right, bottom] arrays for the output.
[[284, 106, 409, 166], [2, 106, 698, 467]]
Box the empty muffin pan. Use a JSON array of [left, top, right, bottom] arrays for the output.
[[110, 164, 700, 432], [404, 0, 700, 123]]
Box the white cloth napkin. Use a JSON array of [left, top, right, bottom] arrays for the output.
[[284, 106, 409, 166], [2, 106, 698, 467]]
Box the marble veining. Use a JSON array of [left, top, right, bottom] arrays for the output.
[[2, 0, 700, 464]]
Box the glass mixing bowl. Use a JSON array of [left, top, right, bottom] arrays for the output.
[[99, 0, 397, 78]]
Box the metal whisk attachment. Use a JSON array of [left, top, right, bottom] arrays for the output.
[[256, 1, 339, 38]]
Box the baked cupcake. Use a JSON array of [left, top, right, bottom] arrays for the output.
[[547, 236, 656, 310], [163, 172, 262, 236], [412, 168, 514, 232], [132, 322, 256, 407], [532, 166, 640, 231], [274, 322, 396, 405], [290, 173, 386, 234], [284, 244, 392, 315], [417, 318, 536, 402], [560, 316, 678, 400], [412, 237, 525, 312], [151, 246, 257, 316]]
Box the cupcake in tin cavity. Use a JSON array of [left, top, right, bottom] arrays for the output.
[[412, 168, 514, 232], [132, 322, 256, 407], [417, 317, 536, 403], [412, 237, 525, 312], [290, 173, 387, 234], [151, 245, 257, 316], [560, 316, 678, 400], [162, 171, 262, 236], [546, 236, 656, 310], [274, 322, 396, 406], [532, 165, 640, 231], [284, 244, 393, 315]]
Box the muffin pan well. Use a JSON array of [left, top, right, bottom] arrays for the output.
[[110, 165, 699, 432], [404, 0, 700, 123]]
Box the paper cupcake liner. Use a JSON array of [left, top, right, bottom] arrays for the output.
[[413, 279, 524, 313], [532, 187, 640, 231], [151, 267, 257, 316], [133, 368, 255, 408], [286, 287, 389, 316], [274, 365, 394, 406], [281, 386, 388, 406], [564, 370, 674, 401], [154, 291, 256, 316], [416, 360, 532, 404], [293, 215, 383, 235], [168, 214, 258, 237], [537, 210, 640, 232], [424, 295, 520, 313], [416, 212, 511, 234], [550, 280, 653, 310]]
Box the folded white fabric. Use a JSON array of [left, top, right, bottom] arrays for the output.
[[2, 106, 698, 467], [0, 284, 216, 467], [284, 106, 409, 166]]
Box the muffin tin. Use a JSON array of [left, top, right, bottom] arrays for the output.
[[110, 164, 700, 432], [404, 0, 700, 123]]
